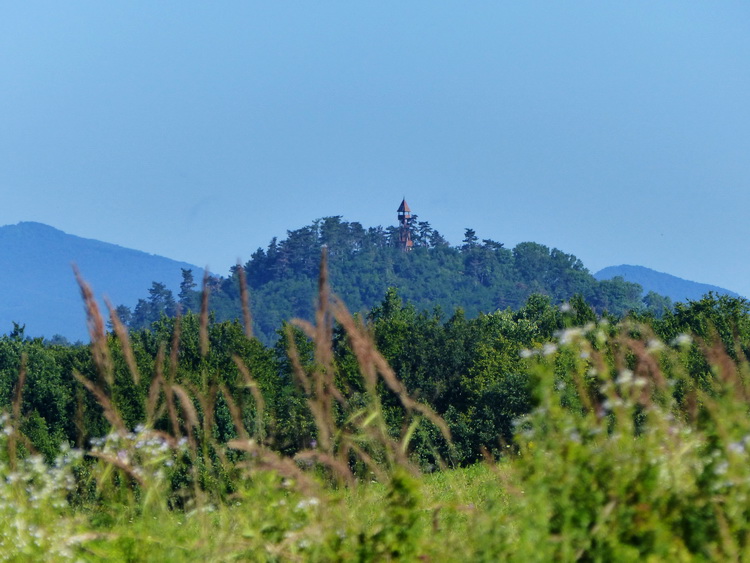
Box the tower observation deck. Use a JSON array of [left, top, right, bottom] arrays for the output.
[[397, 198, 413, 252]]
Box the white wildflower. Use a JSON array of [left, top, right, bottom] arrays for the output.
[[616, 370, 634, 385], [728, 442, 745, 455], [558, 327, 582, 345], [672, 333, 692, 347], [295, 497, 320, 510]]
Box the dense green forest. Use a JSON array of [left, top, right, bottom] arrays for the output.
[[3, 282, 742, 467], [1, 251, 750, 558], [2, 216, 743, 559], [117, 216, 671, 344]]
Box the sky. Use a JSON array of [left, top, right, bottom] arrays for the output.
[[2, 2, 749, 296]]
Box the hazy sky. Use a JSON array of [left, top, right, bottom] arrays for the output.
[[2, 2, 749, 296]]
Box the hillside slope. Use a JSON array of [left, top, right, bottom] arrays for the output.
[[594, 265, 742, 303], [0, 222, 202, 341], [159, 217, 651, 344]]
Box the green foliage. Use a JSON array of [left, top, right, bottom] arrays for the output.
[[123, 216, 661, 345], [481, 319, 750, 561], [2, 277, 750, 559], [356, 470, 423, 561]]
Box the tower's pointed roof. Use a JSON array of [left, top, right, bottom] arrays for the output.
[[397, 198, 411, 213]]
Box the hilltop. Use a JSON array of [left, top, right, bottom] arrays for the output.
[[120, 215, 659, 344]]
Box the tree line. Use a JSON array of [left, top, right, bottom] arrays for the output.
[[3, 284, 745, 469], [117, 216, 672, 344]]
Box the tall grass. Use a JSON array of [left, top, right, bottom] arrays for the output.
[[0, 255, 749, 560], [477, 323, 750, 561]]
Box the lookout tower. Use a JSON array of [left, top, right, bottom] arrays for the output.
[[397, 198, 414, 252]]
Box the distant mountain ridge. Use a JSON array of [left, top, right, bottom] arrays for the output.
[[0, 222, 202, 342], [2, 221, 743, 344], [594, 265, 742, 304]]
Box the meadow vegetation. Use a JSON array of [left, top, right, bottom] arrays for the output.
[[1, 252, 750, 560]]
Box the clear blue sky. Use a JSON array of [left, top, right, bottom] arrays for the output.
[[2, 2, 749, 295]]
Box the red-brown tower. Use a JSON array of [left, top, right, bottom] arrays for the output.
[[397, 198, 414, 251]]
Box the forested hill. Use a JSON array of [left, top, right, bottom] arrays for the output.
[[120, 216, 669, 344]]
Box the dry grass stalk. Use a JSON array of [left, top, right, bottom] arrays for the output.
[[291, 318, 347, 406], [283, 252, 352, 458], [292, 249, 341, 455], [285, 324, 333, 452], [315, 248, 333, 371], [626, 336, 667, 390], [362, 415, 417, 473], [232, 355, 267, 442], [185, 383, 216, 462], [237, 263, 253, 340], [9, 353, 27, 470], [204, 383, 218, 448], [283, 252, 453, 479], [568, 356, 597, 415], [169, 313, 182, 382], [284, 325, 311, 395], [220, 384, 249, 441], [200, 270, 210, 357], [75, 386, 86, 449], [146, 345, 165, 426], [11, 353, 25, 430], [294, 449, 355, 486], [171, 383, 197, 449], [104, 297, 140, 385], [228, 439, 318, 496], [157, 341, 180, 438], [329, 301, 377, 391], [172, 384, 199, 430], [346, 441, 388, 482], [74, 266, 113, 386], [333, 298, 452, 445], [291, 319, 343, 413], [313, 250, 338, 431], [620, 339, 661, 409], [88, 451, 146, 487], [73, 370, 126, 434], [702, 337, 747, 401], [164, 378, 181, 440], [692, 339, 750, 449], [186, 381, 219, 456]]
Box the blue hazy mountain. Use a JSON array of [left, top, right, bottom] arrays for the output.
[[594, 265, 742, 304], [0, 222, 202, 342]]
